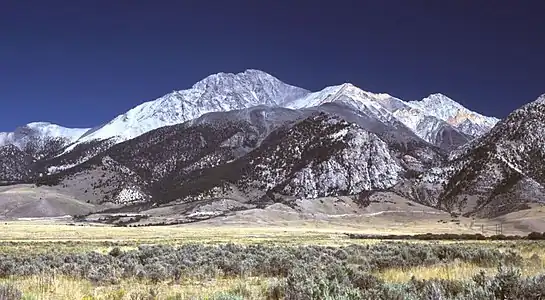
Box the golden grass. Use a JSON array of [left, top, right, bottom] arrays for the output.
[[0, 222, 386, 254], [376, 262, 496, 282], [376, 260, 545, 283], [375, 242, 545, 283], [0, 220, 541, 255], [0, 220, 544, 299], [0, 275, 273, 300]]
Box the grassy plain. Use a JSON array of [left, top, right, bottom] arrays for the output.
[[0, 221, 544, 299]]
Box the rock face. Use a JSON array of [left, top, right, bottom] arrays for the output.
[[399, 94, 545, 217], [240, 113, 404, 198]]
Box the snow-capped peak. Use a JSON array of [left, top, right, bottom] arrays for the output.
[[66, 69, 310, 152], [26, 122, 55, 128], [0, 122, 90, 151], [56, 70, 501, 157], [407, 93, 500, 136], [421, 93, 463, 107], [285, 83, 395, 115], [22, 122, 90, 139]]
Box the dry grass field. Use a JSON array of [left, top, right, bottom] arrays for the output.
[[0, 220, 543, 299]]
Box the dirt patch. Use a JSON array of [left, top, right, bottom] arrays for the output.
[[0, 184, 97, 218]]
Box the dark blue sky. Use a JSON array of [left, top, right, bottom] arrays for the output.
[[2, 0, 544, 131]]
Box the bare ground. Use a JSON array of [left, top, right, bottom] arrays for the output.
[[1, 184, 544, 235], [0, 184, 98, 218]]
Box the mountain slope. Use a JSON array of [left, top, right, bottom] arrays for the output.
[[36, 106, 304, 205], [36, 109, 447, 218], [399, 94, 545, 217], [67, 70, 309, 152], [408, 93, 500, 137], [0, 122, 90, 159], [146, 111, 443, 208], [156, 112, 406, 205], [287, 84, 474, 150], [0, 145, 34, 182]]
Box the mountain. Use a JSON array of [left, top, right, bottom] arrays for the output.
[[61, 71, 495, 158], [66, 70, 309, 153], [407, 93, 500, 137], [288, 84, 487, 150], [1, 70, 497, 186], [0, 69, 512, 222], [380, 93, 500, 149], [0, 122, 90, 159], [37, 109, 445, 218], [398, 94, 545, 217]]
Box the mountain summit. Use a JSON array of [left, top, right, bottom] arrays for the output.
[[0, 122, 90, 159], [68, 70, 310, 151], [408, 93, 500, 137], [59, 70, 499, 154]]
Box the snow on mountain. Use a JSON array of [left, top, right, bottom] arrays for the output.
[[286, 83, 396, 125], [59, 70, 498, 157], [399, 93, 545, 217], [388, 103, 472, 150], [68, 69, 309, 152], [6, 69, 500, 182], [408, 93, 500, 137], [0, 122, 89, 148], [0, 122, 90, 158], [289, 84, 473, 149]]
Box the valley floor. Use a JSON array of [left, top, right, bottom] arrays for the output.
[[0, 221, 544, 299]]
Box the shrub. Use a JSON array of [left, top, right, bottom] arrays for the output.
[[109, 247, 123, 257], [527, 232, 545, 240], [0, 284, 22, 300], [209, 293, 244, 300], [0, 240, 538, 299], [264, 279, 286, 300]]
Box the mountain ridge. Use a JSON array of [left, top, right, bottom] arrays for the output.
[[2, 70, 499, 157]]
